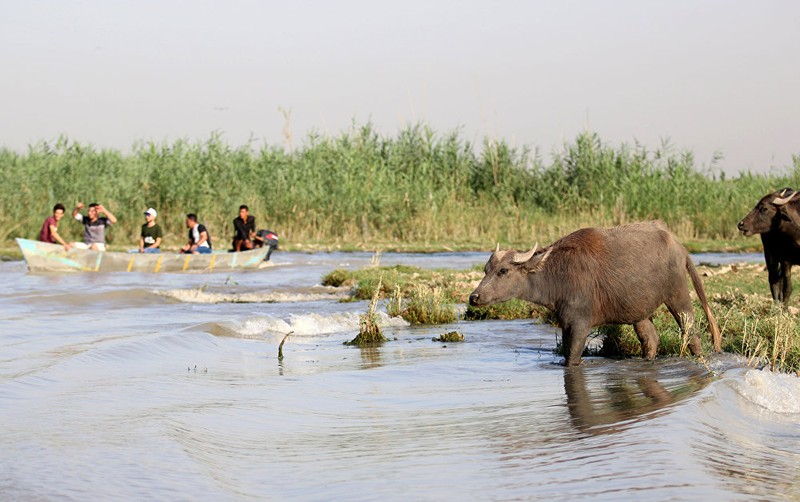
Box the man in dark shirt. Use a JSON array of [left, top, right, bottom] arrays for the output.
[[139, 208, 163, 253], [232, 205, 256, 251]]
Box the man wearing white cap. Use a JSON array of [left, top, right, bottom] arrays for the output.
[[139, 208, 163, 253]]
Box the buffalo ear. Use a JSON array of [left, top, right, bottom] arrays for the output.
[[521, 247, 552, 273], [777, 205, 796, 222]]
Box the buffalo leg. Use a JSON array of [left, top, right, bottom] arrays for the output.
[[561, 322, 590, 366], [781, 260, 793, 306], [633, 319, 659, 360], [766, 254, 785, 304], [666, 294, 701, 356]]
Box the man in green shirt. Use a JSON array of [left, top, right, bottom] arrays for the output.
[[139, 208, 163, 253]]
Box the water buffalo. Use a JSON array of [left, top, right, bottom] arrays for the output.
[[737, 188, 800, 306], [469, 221, 722, 366]]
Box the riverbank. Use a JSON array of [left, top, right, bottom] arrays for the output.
[[325, 258, 799, 374]]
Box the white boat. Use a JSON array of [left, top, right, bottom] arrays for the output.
[[16, 238, 272, 273]]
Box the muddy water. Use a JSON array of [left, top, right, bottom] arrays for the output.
[[1, 251, 798, 500]]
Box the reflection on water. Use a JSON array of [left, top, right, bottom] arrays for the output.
[[564, 361, 712, 435], [357, 345, 383, 369]]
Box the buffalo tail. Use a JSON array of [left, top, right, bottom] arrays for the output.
[[686, 256, 723, 352]]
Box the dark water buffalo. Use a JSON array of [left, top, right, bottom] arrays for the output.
[[469, 221, 722, 366], [738, 188, 800, 306]]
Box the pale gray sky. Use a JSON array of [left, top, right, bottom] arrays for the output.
[[1, 0, 798, 174]]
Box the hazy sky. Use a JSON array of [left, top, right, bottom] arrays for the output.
[[2, 0, 798, 174]]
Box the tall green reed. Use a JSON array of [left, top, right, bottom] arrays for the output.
[[2, 124, 798, 249]]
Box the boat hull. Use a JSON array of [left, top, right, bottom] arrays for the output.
[[16, 238, 270, 273]]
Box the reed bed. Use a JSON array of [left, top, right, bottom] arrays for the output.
[[2, 125, 799, 250]]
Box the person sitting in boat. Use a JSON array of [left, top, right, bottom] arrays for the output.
[[181, 214, 212, 254], [139, 208, 163, 254], [232, 204, 256, 252], [39, 203, 71, 251], [72, 202, 117, 251]]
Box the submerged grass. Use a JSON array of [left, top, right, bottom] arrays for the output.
[[2, 125, 799, 251], [433, 331, 465, 343]]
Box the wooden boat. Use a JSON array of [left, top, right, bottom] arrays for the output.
[[16, 238, 271, 273]]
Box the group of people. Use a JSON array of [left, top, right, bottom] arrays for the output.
[[38, 202, 117, 252], [39, 203, 269, 255]]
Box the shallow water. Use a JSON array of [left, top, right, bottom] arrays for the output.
[[1, 251, 798, 500]]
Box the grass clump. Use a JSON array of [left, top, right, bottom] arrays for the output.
[[433, 331, 465, 343], [399, 285, 457, 325], [321, 269, 353, 288], [323, 265, 435, 300], [741, 309, 799, 372], [333, 267, 461, 326], [324, 263, 478, 297], [345, 278, 387, 346], [387, 282, 458, 324]]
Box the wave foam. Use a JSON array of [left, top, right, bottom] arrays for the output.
[[734, 368, 800, 414], [198, 312, 409, 340], [157, 287, 349, 304]]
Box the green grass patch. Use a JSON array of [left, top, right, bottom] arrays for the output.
[[397, 284, 457, 325], [322, 265, 469, 303]]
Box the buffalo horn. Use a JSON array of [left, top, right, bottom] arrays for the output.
[[512, 243, 538, 263], [535, 247, 553, 270], [773, 192, 798, 206], [495, 243, 500, 253], [523, 247, 554, 273]]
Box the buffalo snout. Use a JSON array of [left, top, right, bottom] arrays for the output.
[[738, 219, 753, 236], [469, 292, 480, 306]]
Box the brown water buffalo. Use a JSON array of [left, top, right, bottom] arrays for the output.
[[469, 221, 722, 366], [738, 188, 800, 306]]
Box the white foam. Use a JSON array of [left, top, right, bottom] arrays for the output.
[[157, 288, 349, 304], [735, 368, 800, 414], [218, 312, 409, 339]]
